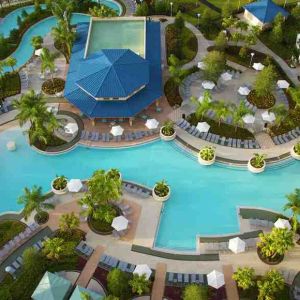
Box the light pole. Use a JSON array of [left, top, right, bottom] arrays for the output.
[[197, 13, 201, 28], [170, 2, 173, 17], [249, 52, 255, 67]]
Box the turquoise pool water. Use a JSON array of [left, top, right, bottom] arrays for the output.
[[1, 128, 300, 250]]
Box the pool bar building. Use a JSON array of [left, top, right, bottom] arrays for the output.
[[64, 17, 163, 124]]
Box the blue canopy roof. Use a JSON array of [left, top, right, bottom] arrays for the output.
[[244, 0, 289, 23], [76, 49, 149, 99], [64, 20, 162, 118]]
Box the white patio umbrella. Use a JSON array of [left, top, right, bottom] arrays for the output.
[[242, 114, 255, 124], [228, 237, 246, 254], [145, 118, 159, 129], [64, 122, 78, 134], [207, 270, 225, 289], [253, 62, 265, 71], [112, 216, 129, 232], [67, 179, 83, 192], [238, 86, 251, 96], [196, 122, 210, 133], [202, 81, 215, 90], [133, 264, 152, 280], [277, 80, 290, 89], [35, 48, 43, 56], [197, 61, 206, 69], [261, 111, 276, 123], [221, 72, 233, 81], [274, 218, 291, 230], [110, 125, 124, 136]]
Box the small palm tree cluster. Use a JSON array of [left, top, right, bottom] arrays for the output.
[[250, 153, 266, 168], [154, 180, 170, 197], [161, 120, 175, 136], [0, 56, 17, 73], [199, 146, 215, 161]]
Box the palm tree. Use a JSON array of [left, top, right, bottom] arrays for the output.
[[284, 188, 300, 232], [40, 48, 56, 83], [17, 185, 54, 220], [59, 212, 79, 235], [270, 104, 290, 129], [43, 237, 65, 260], [89, 5, 118, 18], [46, 0, 74, 27], [5, 56, 17, 72], [213, 100, 231, 126], [31, 35, 43, 50], [190, 90, 212, 120], [51, 20, 75, 63], [231, 101, 252, 131]]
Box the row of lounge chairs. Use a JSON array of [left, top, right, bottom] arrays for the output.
[[272, 127, 300, 145], [204, 238, 257, 253], [81, 129, 159, 142], [5, 235, 49, 279], [0, 222, 40, 261], [249, 218, 274, 228], [99, 254, 137, 273], [76, 241, 94, 257], [176, 119, 260, 149], [179, 72, 202, 100], [166, 272, 207, 286], [243, 98, 258, 113], [122, 182, 151, 199]]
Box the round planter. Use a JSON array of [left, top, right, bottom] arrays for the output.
[[247, 159, 266, 173], [198, 153, 216, 166], [34, 211, 49, 225], [257, 247, 284, 265], [51, 179, 68, 195], [160, 127, 176, 141], [152, 185, 171, 202], [290, 146, 300, 160]]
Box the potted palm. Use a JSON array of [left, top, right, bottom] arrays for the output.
[[198, 146, 216, 165], [152, 180, 170, 202], [51, 175, 68, 194], [290, 142, 300, 160], [248, 153, 266, 173], [160, 120, 176, 141]]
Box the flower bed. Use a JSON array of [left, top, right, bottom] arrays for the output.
[[247, 90, 275, 109], [42, 78, 65, 95]]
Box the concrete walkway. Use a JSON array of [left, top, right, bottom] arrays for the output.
[[76, 245, 105, 288], [222, 265, 239, 300], [151, 263, 167, 300]]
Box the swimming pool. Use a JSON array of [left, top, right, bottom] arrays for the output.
[[1, 128, 299, 250]]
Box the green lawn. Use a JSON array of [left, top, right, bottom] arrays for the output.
[[0, 220, 26, 248]]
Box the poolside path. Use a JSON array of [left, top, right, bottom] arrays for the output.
[[222, 265, 239, 300], [76, 245, 106, 288], [151, 263, 167, 300], [254, 132, 276, 149]]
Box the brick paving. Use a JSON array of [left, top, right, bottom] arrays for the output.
[[222, 265, 239, 300], [151, 263, 167, 300]]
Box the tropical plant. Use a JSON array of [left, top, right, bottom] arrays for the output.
[[168, 54, 185, 85], [22, 247, 45, 273], [154, 180, 169, 197], [203, 51, 226, 82], [293, 142, 300, 155], [258, 227, 294, 259], [79, 195, 100, 220], [107, 268, 130, 298], [212, 100, 231, 126], [214, 31, 227, 52], [52, 175, 67, 190], [190, 90, 212, 119], [231, 102, 252, 131], [98, 204, 117, 224], [17, 185, 54, 220], [59, 212, 80, 234], [284, 188, 300, 232], [254, 65, 277, 98], [257, 269, 284, 300], [269, 104, 290, 128], [161, 120, 174, 136], [43, 237, 65, 260], [232, 267, 256, 290], [31, 35, 43, 49], [183, 284, 208, 300], [89, 5, 118, 18], [250, 153, 266, 168], [129, 274, 151, 296], [103, 296, 119, 300], [288, 87, 300, 109], [5, 56, 17, 72], [221, 1, 233, 19], [199, 146, 215, 161], [106, 168, 121, 180], [40, 48, 56, 82], [46, 0, 74, 26]]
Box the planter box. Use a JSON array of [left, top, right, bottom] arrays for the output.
[[247, 159, 266, 173], [198, 153, 216, 166], [290, 146, 300, 160], [51, 179, 68, 195], [152, 185, 171, 202], [160, 127, 176, 141]]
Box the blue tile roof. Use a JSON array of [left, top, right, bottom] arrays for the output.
[[244, 0, 289, 23], [64, 21, 162, 118]]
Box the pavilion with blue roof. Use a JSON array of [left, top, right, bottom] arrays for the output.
[[64, 17, 162, 124], [243, 0, 289, 28]]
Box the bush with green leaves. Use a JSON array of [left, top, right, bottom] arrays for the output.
[[183, 284, 208, 300], [59, 212, 80, 235], [161, 120, 175, 136], [203, 51, 226, 82], [135, 2, 149, 16], [253, 65, 277, 98], [284, 188, 300, 232], [31, 35, 43, 49], [106, 168, 121, 180], [232, 267, 256, 290], [43, 237, 65, 261], [214, 31, 228, 52], [154, 180, 170, 197], [250, 153, 266, 168], [52, 175, 67, 190], [129, 274, 151, 296], [199, 146, 215, 161], [107, 268, 131, 299]]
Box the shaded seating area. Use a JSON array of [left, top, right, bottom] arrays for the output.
[[203, 238, 258, 253], [176, 118, 260, 149], [99, 254, 136, 274], [166, 272, 207, 286], [272, 127, 300, 145]]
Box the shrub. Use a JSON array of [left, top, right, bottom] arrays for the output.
[[129, 274, 151, 295], [154, 180, 169, 197], [107, 268, 130, 299], [183, 284, 208, 300], [232, 267, 256, 290], [203, 51, 226, 82], [253, 65, 277, 98], [0, 220, 26, 248], [214, 31, 228, 51]]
